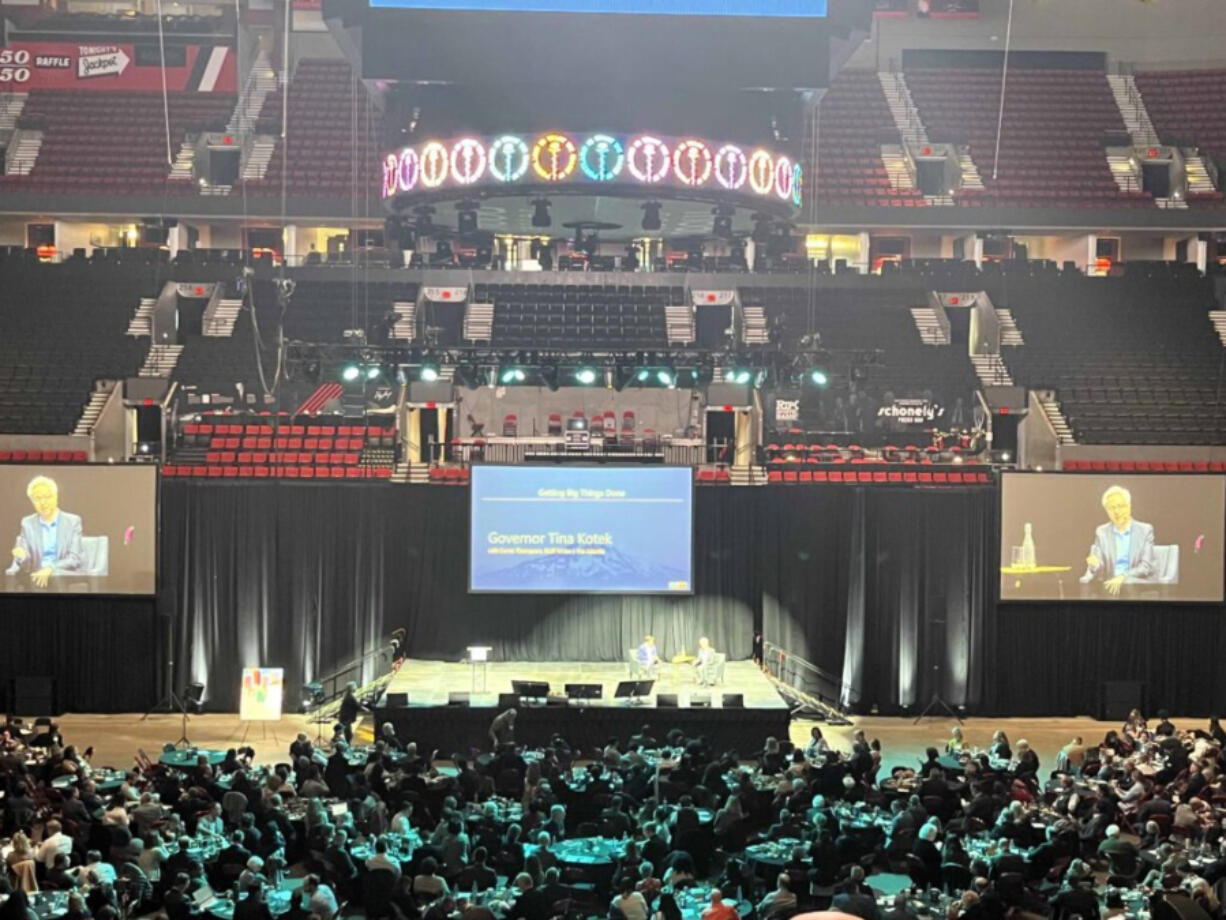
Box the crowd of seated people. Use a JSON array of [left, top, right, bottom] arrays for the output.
[[3, 709, 1226, 920]]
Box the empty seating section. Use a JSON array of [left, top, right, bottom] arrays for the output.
[[816, 71, 925, 208], [744, 285, 978, 415], [905, 69, 1152, 208], [165, 419, 395, 479], [280, 280, 419, 342], [0, 449, 88, 463], [994, 271, 1225, 444], [0, 263, 149, 433], [244, 59, 380, 198], [1133, 69, 1226, 206], [478, 283, 683, 348], [1, 91, 234, 196]]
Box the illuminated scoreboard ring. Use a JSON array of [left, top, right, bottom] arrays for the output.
[[382, 130, 801, 235]]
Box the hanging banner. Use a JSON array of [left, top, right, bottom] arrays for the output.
[[0, 41, 237, 92]]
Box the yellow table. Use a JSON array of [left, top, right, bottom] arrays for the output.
[[1001, 564, 1073, 592]]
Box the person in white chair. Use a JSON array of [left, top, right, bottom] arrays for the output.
[[635, 635, 661, 679], [7, 475, 84, 588], [694, 637, 716, 686]]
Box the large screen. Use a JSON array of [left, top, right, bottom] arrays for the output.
[[1, 465, 157, 595], [1000, 473, 1225, 603], [470, 466, 693, 594], [368, 1, 826, 14]]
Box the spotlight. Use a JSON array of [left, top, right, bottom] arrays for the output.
[[500, 367, 526, 384], [420, 365, 439, 382], [641, 201, 662, 232], [184, 681, 206, 714], [531, 198, 552, 228], [808, 369, 829, 386], [656, 369, 675, 387], [636, 369, 650, 382], [341, 364, 361, 382], [728, 369, 753, 385], [366, 366, 381, 381], [575, 367, 598, 385]]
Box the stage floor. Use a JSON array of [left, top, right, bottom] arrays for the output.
[[381, 658, 788, 709]]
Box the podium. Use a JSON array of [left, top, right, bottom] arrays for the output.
[[467, 646, 492, 693]]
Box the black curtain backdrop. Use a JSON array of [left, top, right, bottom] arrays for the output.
[[7, 481, 1226, 717]]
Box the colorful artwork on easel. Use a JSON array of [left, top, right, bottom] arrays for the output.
[[239, 667, 284, 721]]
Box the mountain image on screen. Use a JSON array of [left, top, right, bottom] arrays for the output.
[[487, 543, 687, 591]]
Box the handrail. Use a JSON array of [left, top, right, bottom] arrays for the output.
[[309, 628, 405, 708], [761, 640, 856, 709]]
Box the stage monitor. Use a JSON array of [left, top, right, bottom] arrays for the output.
[[0, 464, 157, 595], [564, 683, 602, 700], [469, 465, 693, 594], [1000, 472, 1225, 603], [511, 680, 550, 698]]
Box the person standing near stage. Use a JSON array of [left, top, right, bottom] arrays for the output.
[[489, 708, 517, 749], [636, 635, 662, 679], [338, 682, 366, 743]]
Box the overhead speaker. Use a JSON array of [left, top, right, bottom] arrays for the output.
[[721, 693, 744, 708], [448, 692, 471, 707], [657, 693, 679, 708], [385, 692, 408, 708]]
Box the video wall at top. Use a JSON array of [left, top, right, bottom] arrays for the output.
[[1000, 473, 1225, 603], [1, 465, 157, 595]]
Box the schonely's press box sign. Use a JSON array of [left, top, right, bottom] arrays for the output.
[[0, 42, 236, 92]]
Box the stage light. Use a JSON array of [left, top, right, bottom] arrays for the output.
[[627, 135, 670, 184], [420, 141, 449, 188], [715, 144, 748, 190], [341, 364, 361, 382], [450, 137, 487, 185], [420, 365, 439, 382], [673, 139, 713, 186], [489, 135, 530, 182], [500, 367, 526, 384], [532, 133, 578, 182], [791, 162, 803, 206], [579, 134, 625, 182], [531, 198, 552, 228], [808, 369, 829, 386], [575, 367, 598, 385], [366, 366, 381, 380], [748, 149, 775, 195], [657, 369, 675, 387], [636, 368, 650, 382], [185, 681, 206, 714], [641, 201, 662, 232], [728, 368, 753, 385]]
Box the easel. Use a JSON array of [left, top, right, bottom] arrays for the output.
[[236, 719, 281, 745]]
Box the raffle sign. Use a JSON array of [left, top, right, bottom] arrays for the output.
[[0, 41, 236, 92]]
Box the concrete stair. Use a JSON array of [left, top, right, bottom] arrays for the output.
[[462, 303, 494, 343], [6, 129, 42, 176], [139, 344, 184, 378], [1107, 153, 1143, 194], [168, 140, 196, 181], [242, 136, 278, 181], [1209, 310, 1226, 347], [665, 304, 695, 345], [740, 305, 769, 345], [909, 307, 948, 345], [1039, 393, 1076, 445], [877, 71, 928, 147], [970, 353, 1013, 387], [204, 298, 243, 337], [73, 383, 115, 437], [390, 300, 417, 341], [1185, 153, 1218, 196], [0, 93, 27, 134], [126, 297, 157, 337], [995, 308, 1024, 345], [228, 51, 278, 135], [958, 152, 984, 191], [1107, 74, 1161, 147], [881, 145, 916, 191]]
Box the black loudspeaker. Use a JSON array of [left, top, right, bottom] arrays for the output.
[[722, 693, 744, 709], [657, 693, 679, 708], [448, 692, 471, 707], [1099, 681, 1142, 722], [497, 693, 519, 710], [14, 676, 57, 715], [385, 693, 408, 708]]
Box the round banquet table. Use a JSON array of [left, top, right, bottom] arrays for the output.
[[160, 748, 228, 768]]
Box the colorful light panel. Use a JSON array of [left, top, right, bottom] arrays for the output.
[[627, 135, 670, 184], [748, 149, 774, 196], [532, 133, 578, 181], [383, 154, 399, 198], [450, 137, 488, 185], [774, 155, 793, 200], [420, 141, 449, 188], [714, 144, 748, 190], [489, 135, 530, 182], [791, 162, 803, 207], [672, 139, 713, 187], [579, 134, 625, 182], [397, 148, 420, 192]]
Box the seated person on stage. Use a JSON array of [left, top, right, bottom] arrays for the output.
[[694, 637, 717, 686], [635, 635, 662, 678], [1079, 485, 1156, 596], [7, 475, 85, 588]]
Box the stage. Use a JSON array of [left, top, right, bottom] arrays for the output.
[[373, 658, 791, 754]]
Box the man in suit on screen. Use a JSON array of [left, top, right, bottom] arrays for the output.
[[1080, 484, 1156, 596], [6, 475, 84, 587]]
